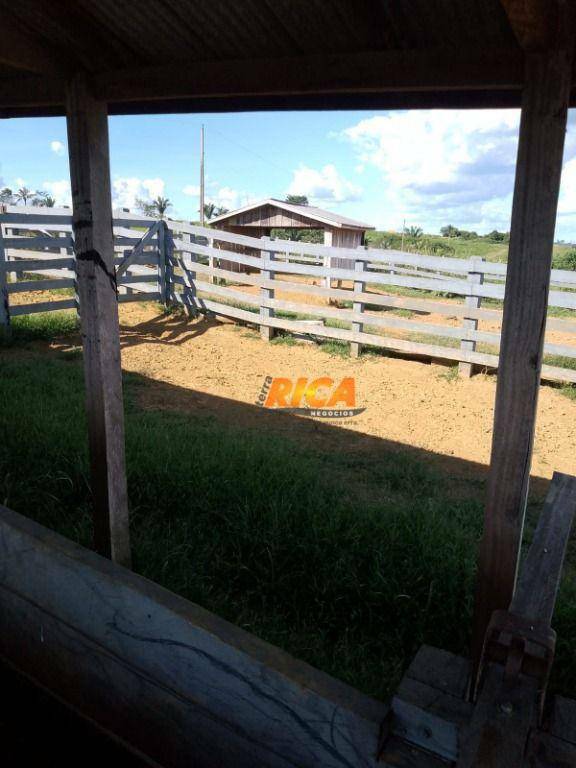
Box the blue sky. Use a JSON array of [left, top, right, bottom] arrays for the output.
[[1, 109, 575, 241]]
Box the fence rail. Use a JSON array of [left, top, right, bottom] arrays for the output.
[[1, 207, 575, 384]]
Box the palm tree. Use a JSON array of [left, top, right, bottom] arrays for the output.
[[136, 196, 172, 219], [152, 196, 171, 218], [32, 191, 56, 207], [15, 186, 34, 206], [405, 225, 423, 239], [203, 202, 216, 220]]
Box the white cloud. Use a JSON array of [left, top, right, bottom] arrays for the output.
[[287, 164, 362, 204], [50, 140, 65, 156], [42, 180, 71, 206], [112, 177, 165, 209], [338, 110, 523, 231], [182, 184, 200, 196]]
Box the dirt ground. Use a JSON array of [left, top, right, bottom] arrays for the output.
[[44, 299, 574, 488]]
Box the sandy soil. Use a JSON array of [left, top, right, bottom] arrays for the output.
[[12, 290, 576, 486], [84, 302, 576, 484]]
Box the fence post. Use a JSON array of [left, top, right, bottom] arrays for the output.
[[157, 221, 167, 305], [0, 222, 10, 335], [458, 256, 485, 378], [324, 253, 332, 290], [260, 236, 275, 341], [351, 251, 366, 358], [164, 222, 174, 306]]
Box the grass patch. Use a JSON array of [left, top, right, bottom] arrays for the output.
[[0, 311, 79, 346], [0, 329, 575, 702], [0, 350, 488, 701], [319, 339, 350, 358], [270, 332, 299, 347]]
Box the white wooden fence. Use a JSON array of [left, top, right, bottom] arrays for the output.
[[1, 207, 576, 384]]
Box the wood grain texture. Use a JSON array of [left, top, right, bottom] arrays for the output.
[[66, 72, 131, 567], [471, 47, 574, 673], [0, 503, 387, 768], [511, 472, 576, 625]]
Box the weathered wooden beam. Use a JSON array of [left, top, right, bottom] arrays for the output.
[[511, 472, 576, 625], [0, 47, 532, 117], [471, 46, 573, 675], [500, 0, 571, 51], [66, 72, 131, 567], [0, 503, 388, 768]]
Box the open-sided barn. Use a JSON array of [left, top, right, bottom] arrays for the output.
[[0, 1, 575, 766]]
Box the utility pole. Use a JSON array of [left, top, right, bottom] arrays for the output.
[[200, 124, 205, 226]]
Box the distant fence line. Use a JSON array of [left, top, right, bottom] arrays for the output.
[[1, 206, 575, 384]]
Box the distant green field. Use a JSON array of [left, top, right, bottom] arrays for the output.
[[366, 230, 575, 266]]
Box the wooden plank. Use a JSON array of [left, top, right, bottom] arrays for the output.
[[66, 72, 131, 568], [459, 664, 539, 767], [10, 298, 77, 316], [0, 503, 387, 768], [7, 277, 76, 293], [389, 647, 472, 762], [471, 47, 574, 676], [3, 235, 74, 249], [1, 256, 74, 271], [511, 472, 576, 625], [115, 222, 160, 278]]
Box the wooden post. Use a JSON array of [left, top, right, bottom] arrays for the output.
[[162, 221, 174, 305], [350, 253, 366, 358], [471, 47, 573, 680], [0, 222, 10, 335], [157, 221, 167, 306], [260, 236, 274, 341], [458, 257, 485, 378], [66, 72, 131, 567]]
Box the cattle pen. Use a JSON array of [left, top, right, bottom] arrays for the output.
[[2, 206, 576, 385], [1, 1, 576, 766]]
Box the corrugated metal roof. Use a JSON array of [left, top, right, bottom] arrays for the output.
[[209, 199, 374, 230]]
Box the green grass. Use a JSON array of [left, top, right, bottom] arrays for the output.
[[0, 311, 79, 346], [366, 230, 575, 265], [2, 316, 575, 702], [0, 347, 486, 701]]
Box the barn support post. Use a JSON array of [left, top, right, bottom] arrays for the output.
[[458, 257, 484, 378], [350, 253, 366, 358], [260, 236, 275, 341], [66, 72, 131, 568], [471, 47, 573, 684]]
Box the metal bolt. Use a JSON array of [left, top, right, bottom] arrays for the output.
[[500, 702, 514, 716], [420, 726, 433, 740]]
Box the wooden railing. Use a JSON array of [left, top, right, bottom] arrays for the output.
[[2, 207, 576, 384]]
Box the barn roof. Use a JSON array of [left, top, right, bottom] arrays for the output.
[[209, 199, 374, 230], [0, 0, 574, 117]]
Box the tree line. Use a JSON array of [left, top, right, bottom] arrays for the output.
[[0, 186, 56, 207]]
